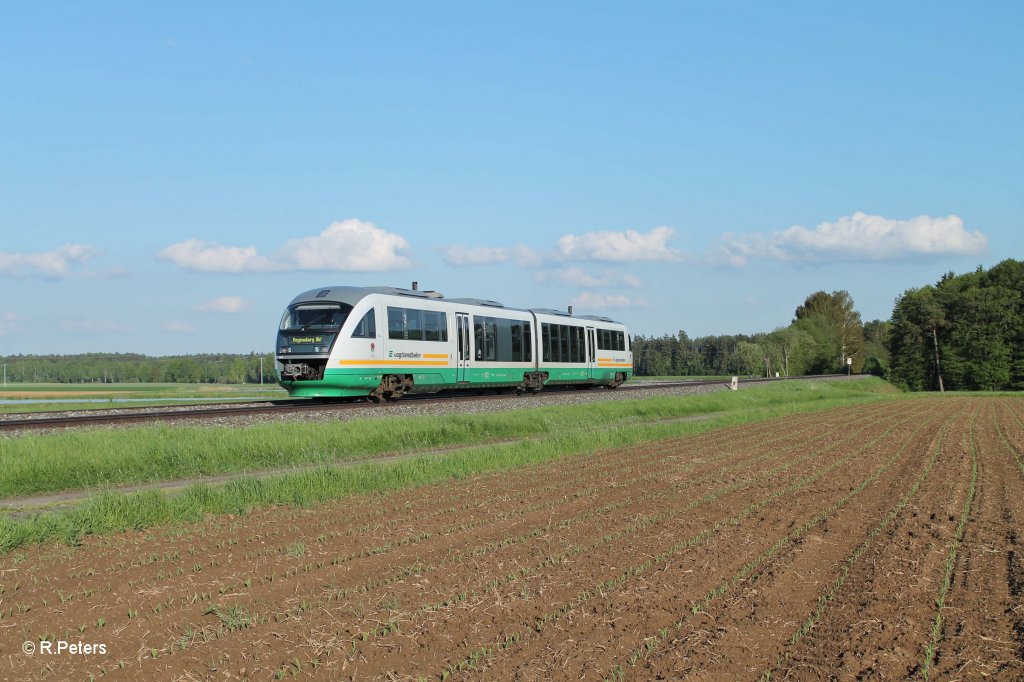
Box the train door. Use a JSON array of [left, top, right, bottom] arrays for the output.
[[586, 327, 597, 379], [456, 313, 471, 383]]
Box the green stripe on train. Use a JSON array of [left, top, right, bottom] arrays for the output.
[[279, 366, 631, 398]]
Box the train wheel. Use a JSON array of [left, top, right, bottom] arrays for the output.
[[604, 372, 626, 389], [371, 374, 414, 402]]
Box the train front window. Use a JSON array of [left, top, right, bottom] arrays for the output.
[[280, 304, 351, 332], [277, 303, 350, 360]]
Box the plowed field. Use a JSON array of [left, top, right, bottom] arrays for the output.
[[2, 396, 1022, 680]]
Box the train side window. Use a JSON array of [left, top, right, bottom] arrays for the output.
[[511, 322, 521, 361], [351, 310, 377, 338], [471, 316, 500, 360], [424, 311, 448, 342], [559, 325, 570, 362], [524, 323, 532, 362], [485, 318, 497, 360], [404, 309, 422, 340], [387, 307, 406, 340], [387, 307, 447, 342], [541, 323, 551, 362], [474, 317, 487, 360]]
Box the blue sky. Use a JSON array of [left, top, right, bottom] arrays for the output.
[[1, 2, 1021, 355]]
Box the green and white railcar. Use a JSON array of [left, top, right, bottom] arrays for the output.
[[276, 285, 632, 400]]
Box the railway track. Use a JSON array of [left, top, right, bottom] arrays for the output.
[[0, 375, 848, 432]]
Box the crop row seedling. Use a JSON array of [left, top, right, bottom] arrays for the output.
[[347, 422, 858, 657], [616, 406, 948, 677], [760, 416, 953, 680], [919, 406, 980, 681], [142, 409, 852, 669], [288, 399, 888, 548], [993, 403, 1024, 475], [440, 408, 935, 679], [593, 405, 947, 678], [117, 416, 840, 663], [39, 403, 929, 675]]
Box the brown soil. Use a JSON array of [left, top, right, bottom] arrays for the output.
[[1, 397, 1021, 681]]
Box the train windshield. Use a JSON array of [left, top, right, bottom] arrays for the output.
[[277, 303, 351, 359], [279, 304, 352, 332]]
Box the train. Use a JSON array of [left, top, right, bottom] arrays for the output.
[[275, 285, 633, 400]]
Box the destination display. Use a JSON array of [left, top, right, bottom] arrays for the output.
[[276, 331, 338, 355]]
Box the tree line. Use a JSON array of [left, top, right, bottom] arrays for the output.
[[633, 258, 1022, 392], [888, 258, 1022, 391], [633, 290, 889, 378], [0, 352, 276, 385]]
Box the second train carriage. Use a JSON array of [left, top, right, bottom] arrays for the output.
[[275, 285, 633, 400]]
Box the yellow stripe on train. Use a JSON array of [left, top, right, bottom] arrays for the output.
[[338, 359, 450, 366]]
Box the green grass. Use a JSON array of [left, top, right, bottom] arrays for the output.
[[0, 378, 899, 553]]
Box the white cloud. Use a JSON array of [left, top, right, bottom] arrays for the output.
[[158, 239, 280, 273], [163, 321, 196, 333], [281, 219, 411, 271], [0, 244, 99, 278], [442, 244, 540, 267], [159, 219, 411, 273], [571, 292, 647, 310], [0, 312, 21, 336], [710, 212, 987, 267], [445, 226, 680, 269], [534, 268, 644, 289], [555, 226, 681, 262], [194, 296, 251, 313]]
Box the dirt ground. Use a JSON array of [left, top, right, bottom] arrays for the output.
[[1, 396, 1021, 680]]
